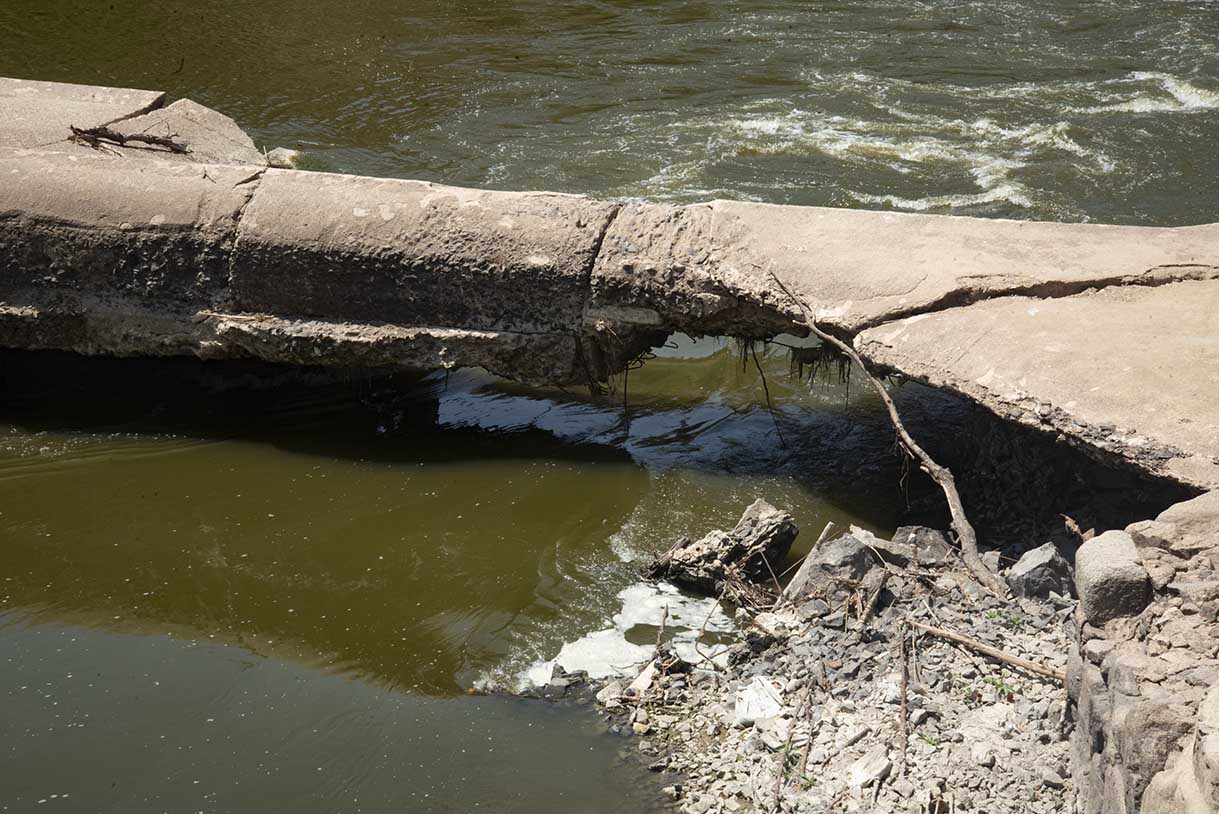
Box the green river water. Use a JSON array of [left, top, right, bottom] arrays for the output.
[[1, 1, 1217, 811]]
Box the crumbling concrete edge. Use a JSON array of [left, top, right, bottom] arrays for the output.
[[852, 330, 1209, 493]]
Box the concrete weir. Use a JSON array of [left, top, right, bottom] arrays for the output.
[[2, 77, 1218, 490]]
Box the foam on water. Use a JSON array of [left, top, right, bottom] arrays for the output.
[[519, 581, 734, 688], [1077, 72, 1219, 113], [721, 88, 1112, 213], [618, 58, 1217, 215]]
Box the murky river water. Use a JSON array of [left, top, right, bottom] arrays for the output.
[[1, 0, 1217, 810]]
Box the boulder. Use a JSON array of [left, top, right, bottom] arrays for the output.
[[1075, 530, 1152, 625], [266, 147, 301, 168], [780, 532, 876, 604], [646, 500, 798, 595], [1006, 542, 1074, 599]]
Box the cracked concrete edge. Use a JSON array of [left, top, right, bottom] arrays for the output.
[[852, 283, 1219, 491], [224, 167, 268, 303], [858, 340, 1203, 488], [0, 303, 586, 385]]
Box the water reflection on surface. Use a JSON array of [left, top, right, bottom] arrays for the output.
[[0, 615, 668, 813], [0, 340, 958, 811]]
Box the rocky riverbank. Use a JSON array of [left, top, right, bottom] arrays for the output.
[[550, 495, 1219, 814]]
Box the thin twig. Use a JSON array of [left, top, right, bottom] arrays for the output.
[[751, 343, 788, 449], [768, 274, 1007, 598], [760, 553, 783, 597], [898, 623, 909, 773], [906, 620, 1065, 683], [693, 587, 728, 671]]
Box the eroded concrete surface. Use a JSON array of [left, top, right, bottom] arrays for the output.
[[857, 281, 1219, 490], [1, 77, 1217, 491]]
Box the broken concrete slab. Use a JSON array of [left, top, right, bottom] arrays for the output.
[[0, 77, 164, 151], [1128, 491, 1219, 559], [0, 78, 260, 166], [856, 281, 1219, 490], [645, 499, 798, 595], [590, 199, 1219, 337], [2, 77, 1219, 493], [110, 98, 265, 166]]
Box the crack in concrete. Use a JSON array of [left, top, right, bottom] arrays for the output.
[[96, 92, 168, 129], [581, 202, 621, 314], [221, 168, 269, 310], [846, 264, 1219, 335]]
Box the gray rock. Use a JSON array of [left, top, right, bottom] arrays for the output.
[[1082, 638, 1115, 665], [781, 533, 875, 603], [266, 147, 301, 169], [1117, 701, 1193, 803], [1006, 542, 1074, 599], [1075, 530, 1152, 625], [850, 525, 913, 567], [797, 598, 831, 620], [891, 526, 954, 568], [849, 745, 892, 790], [1196, 683, 1219, 809], [981, 550, 1002, 573]]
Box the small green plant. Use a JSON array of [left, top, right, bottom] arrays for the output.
[[981, 675, 1019, 700], [985, 609, 1025, 632], [918, 733, 942, 748]]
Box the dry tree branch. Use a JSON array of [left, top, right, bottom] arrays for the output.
[[907, 620, 1065, 683], [898, 622, 910, 773], [70, 124, 189, 154], [767, 274, 1008, 598]]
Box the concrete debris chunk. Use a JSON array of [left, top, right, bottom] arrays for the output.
[[733, 676, 783, 727], [628, 660, 658, 696], [646, 500, 798, 596]]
